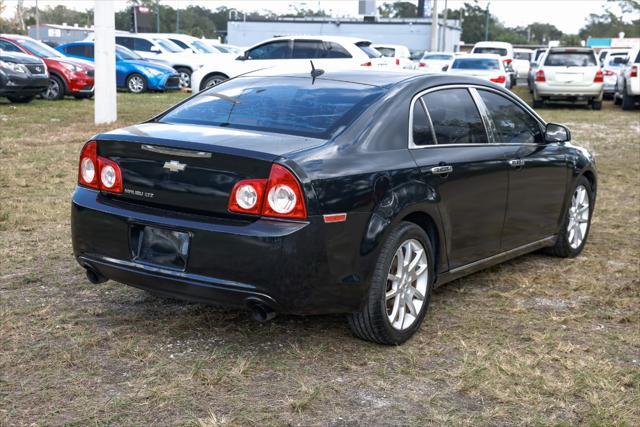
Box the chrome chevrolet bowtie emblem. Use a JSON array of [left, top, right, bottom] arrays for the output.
[[163, 160, 186, 172]]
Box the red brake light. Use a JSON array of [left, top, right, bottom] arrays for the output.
[[228, 164, 307, 220], [78, 140, 123, 193], [503, 58, 512, 64], [395, 58, 400, 66], [361, 61, 372, 67], [535, 69, 546, 82], [631, 65, 638, 78], [418, 62, 426, 67], [490, 75, 506, 84], [78, 140, 98, 189], [593, 69, 604, 83]]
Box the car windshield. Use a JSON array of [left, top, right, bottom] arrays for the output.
[[116, 46, 143, 60], [17, 38, 63, 58], [356, 42, 382, 59], [514, 51, 531, 60], [159, 77, 385, 139], [423, 54, 452, 61], [545, 52, 596, 67], [191, 40, 217, 53], [474, 47, 508, 56], [155, 38, 183, 53], [375, 47, 396, 57], [452, 58, 500, 70]]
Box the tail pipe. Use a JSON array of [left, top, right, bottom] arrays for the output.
[[83, 264, 108, 284], [246, 298, 277, 322]]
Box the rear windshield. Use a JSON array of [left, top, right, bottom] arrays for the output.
[[635, 51, 640, 63], [159, 77, 385, 139], [423, 54, 452, 61], [545, 52, 596, 67], [357, 42, 382, 59], [375, 47, 396, 57], [514, 51, 531, 60], [473, 47, 508, 56], [452, 58, 500, 70]]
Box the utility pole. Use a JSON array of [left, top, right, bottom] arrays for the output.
[[156, 2, 160, 32], [441, 0, 448, 51], [176, 8, 180, 33], [484, 2, 490, 41], [430, 0, 438, 52], [133, 6, 138, 32], [94, 0, 117, 125], [35, 0, 39, 40]]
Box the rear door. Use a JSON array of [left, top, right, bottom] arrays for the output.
[[244, 40, 292, 69], [475, 88, 568, 249], [409, 87, 509, 269], [543, 50, 599, 87]]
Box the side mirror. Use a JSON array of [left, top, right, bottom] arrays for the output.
[[441, 65, 449, 72], [545, 123, 571, 143], [236, 53, 247, 61], [150, 46, 161, 54]]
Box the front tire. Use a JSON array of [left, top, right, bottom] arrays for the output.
[[546, 176, 593, 258], [175, 67, 192, 89], [126, 73, 147, 94], [348, 222, 434, 345], [201, 73, 229, 91], [42, 74, 65, 100]]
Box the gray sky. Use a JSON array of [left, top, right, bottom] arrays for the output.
[[0, 1, 616, 34]]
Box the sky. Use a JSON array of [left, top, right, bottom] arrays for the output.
[[0, 0, 615, 34]]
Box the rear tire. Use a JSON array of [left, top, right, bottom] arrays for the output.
[[546, 176, 593, 258], [622, 90, 635, 110], [614, 94, 622, 105], [348, 222, 434, 345], [6, 95, 35, 103], [591, 99, 602, 110], [533, 98, 544, 108]]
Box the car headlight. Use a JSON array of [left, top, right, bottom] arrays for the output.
[[61, 62, 81, 72], [144, 67, 163, 76], [0, 60, 28, 73]]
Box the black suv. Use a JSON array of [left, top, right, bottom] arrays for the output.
[[0, 50, 49, 103]]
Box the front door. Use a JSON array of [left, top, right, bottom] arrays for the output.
[[409, 87, 510, 269], [475, 88, 568, 250]]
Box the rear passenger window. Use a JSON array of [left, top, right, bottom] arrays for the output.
[[292, 40, 325, 59], [133, 38, 154, 52], [324, 42, 351, 58], [115, 37, 133, 49], [478, 90, 543, 144], [412, 100, 434, 146], [423, 89, 488, 145], [65, 44, 88, 57]]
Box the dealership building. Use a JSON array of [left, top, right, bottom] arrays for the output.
[[227, 17, 462, 52]]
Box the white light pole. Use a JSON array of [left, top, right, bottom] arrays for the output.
[[430, 0, 438, 52], [94, 0, 117, 125]]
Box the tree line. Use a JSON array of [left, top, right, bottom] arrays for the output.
[[0, 0, 638, 45]]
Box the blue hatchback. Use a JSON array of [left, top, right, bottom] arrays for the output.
[[56, 42, 180, 93]]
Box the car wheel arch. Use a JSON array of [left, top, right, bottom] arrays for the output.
[[200, 72, 230, 91], [48, 71, 69, 92]]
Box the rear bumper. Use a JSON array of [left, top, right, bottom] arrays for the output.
[[535, 82, 603, 99], [71, 187, 370, 315]]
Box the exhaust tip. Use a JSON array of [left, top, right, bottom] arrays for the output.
[[84, 266, 107, 284], [246, 299, 276, 322]]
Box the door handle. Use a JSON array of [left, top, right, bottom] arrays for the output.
[[508, 159, 525, 168], [430, 165, 453, 175]]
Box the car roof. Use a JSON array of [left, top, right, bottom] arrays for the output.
[[372, 44, 407, 49], [269, 35, 371, 44], [456, 53, 502, 60], [473, 41, 513, 48], [549, 47, 594, 53], [514, 48, 534, 53]]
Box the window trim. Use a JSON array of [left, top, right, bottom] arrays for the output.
[[408, 84, 547, 149]]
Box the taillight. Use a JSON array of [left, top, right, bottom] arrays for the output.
[[395, 58, 400, 66], [503, 58, 512, 64], [593, 70, 604, 83], [361, 61, 372, 67], [418, 62, 426, 67], [78, 140, 98, 189], [228, 164, 307, 220], [490, 75, 506, 84], [603, 69, 615, 76], [77, 140, 123, 193], [631, 65, 638, 78], [535, 69, 546, 82]]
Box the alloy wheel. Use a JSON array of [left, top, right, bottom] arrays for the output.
[[44, 78, 60, 99], [128, 76, 145, 93], [386, 239, 429, 330], [205, 77, 225, 88], [567, 185, 590, 249], [178, 72, 190, 88]]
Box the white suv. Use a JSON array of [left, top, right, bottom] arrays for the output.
[[471, 41, 516, 86], [532, 47, 603, 110], [614, 48, 640, 110], [113, 34, 207, 88], [191, 36, 390, 92]]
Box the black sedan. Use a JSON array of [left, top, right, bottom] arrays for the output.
[[71, 70, 597, 345]]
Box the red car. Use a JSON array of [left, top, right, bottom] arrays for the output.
[[0, 35, 94, 100]]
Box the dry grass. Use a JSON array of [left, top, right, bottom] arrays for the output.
[[1, 88, 639, 426]]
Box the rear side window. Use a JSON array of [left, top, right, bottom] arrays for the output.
[[170, 39, 190, 50], [452, 58, 500, 70], [376, 47, 396, 57], [514, 51, 531, 60], [356, 42, 382, 59], [247, 41, 291, 60], [412, 100, 434, 146], [65, 44, 89, 58], [423, 89, 488, 145], [115, 37, 134, 49], [133, 38, 155, 52], [292, 40, 325, 59], [159, 77, 385, 139], [324, 42, 351, 58], [477, 90, 543, 144], [545, 52, 596, 67], [473, 47, 508, 56]]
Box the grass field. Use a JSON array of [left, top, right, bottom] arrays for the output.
[[1, 88, 639, 426]]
